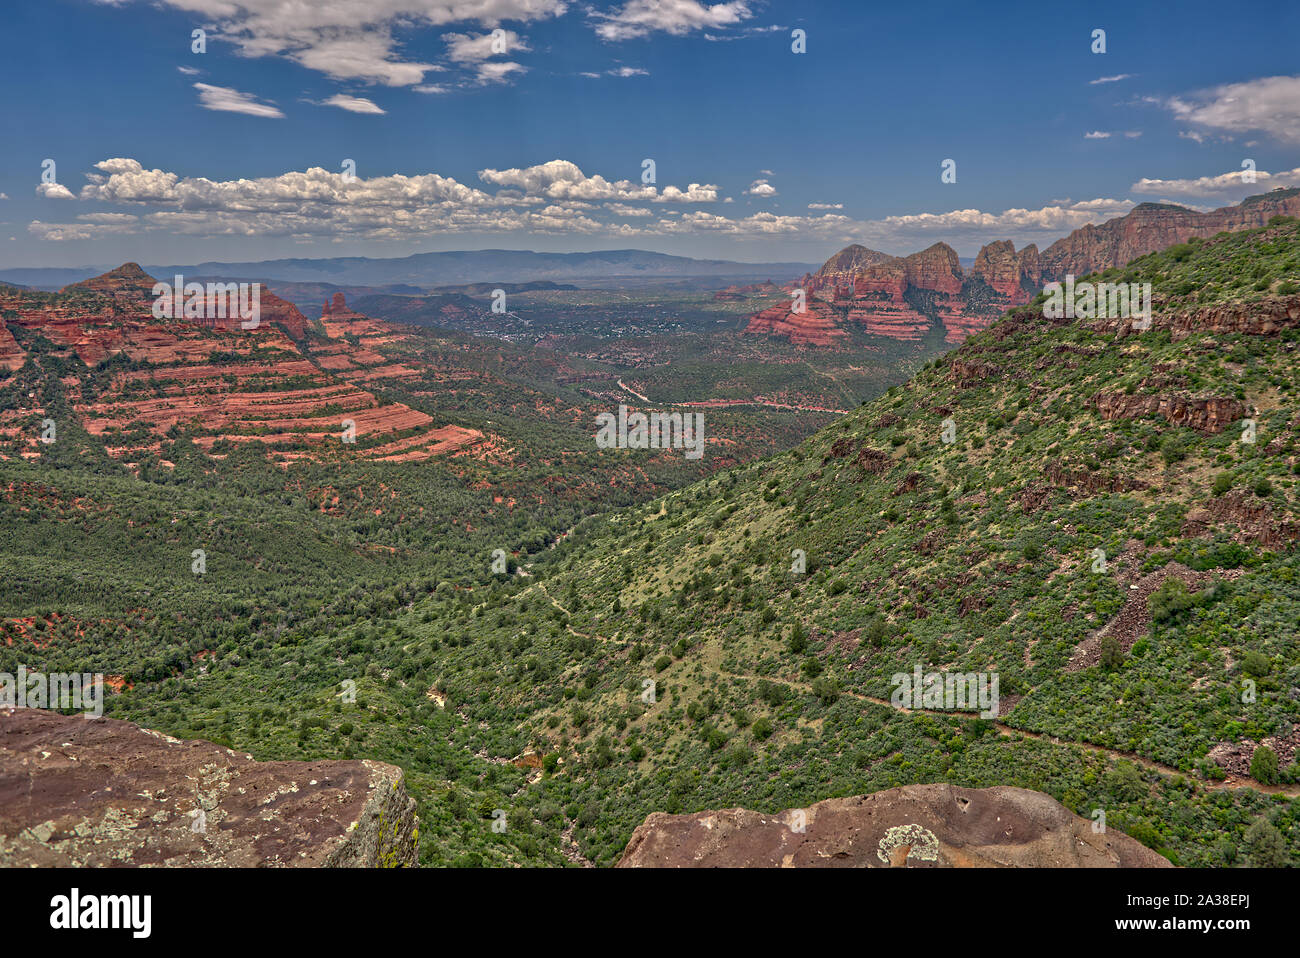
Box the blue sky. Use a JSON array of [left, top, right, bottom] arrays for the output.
[[3, 0, 1300, 268]]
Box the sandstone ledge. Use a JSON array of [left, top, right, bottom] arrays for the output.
[[617, 784, 1172, 868], [0, 708, 418, 867]]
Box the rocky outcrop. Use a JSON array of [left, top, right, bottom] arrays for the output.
[[971, 240, 1040, 300], [1183, 493, 1300, 548], [62, 263, 160, 303], [1041, 189, 1300, 280], [322, 291, 368, 322], [617, 784, 1171, 867], [1087, 392, 1249, 434], [816, 244, 895, 285], [1091, 294, 1300, 340], [61, 265, 309, 338], [745, 298, 847, 346], [748, 240, 1039, 346], [0, 708, 418, 867], [0, 323, 25, 372]]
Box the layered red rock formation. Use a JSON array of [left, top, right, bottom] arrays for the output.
[[745, 297, 847, 346], [61, 266, 309, 338], [1041, 188, 1300, 280], [746, 240, 1039, 346], [747, 189, 1300, 347], [0, 323, 26, 372], [1, 266, 468, 466]]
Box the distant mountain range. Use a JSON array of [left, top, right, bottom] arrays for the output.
[[0, 249, 820, 293]]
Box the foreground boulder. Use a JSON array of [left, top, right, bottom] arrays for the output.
[[0, 709, 417, 867], [618, 784, 1171, 868]]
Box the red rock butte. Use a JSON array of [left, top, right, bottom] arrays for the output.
[[745, 188, 1300, 347]]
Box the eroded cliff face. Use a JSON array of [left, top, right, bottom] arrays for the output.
[[617, 784, 1172, 868], [746, 189, 1300, 347], [1040, 190, 1300, 280], [746, 240, 1040, 347], [0, 709, 419, 867]]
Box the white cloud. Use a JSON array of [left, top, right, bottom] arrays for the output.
[[1084, 130, 1112, 139], [1132, 166, 1300, 198], [479, 159, 716, 203], [34, 156, 724, 242], [744, 178, 776, 197], [27, 156, 1160, 256], [1162, 75, 1300, 144], [176, 65, 201, 76], [444, 30, 528, 63], [807, 202, 842, 210], [877, 198, 1136, 238], [105, 1, 566, 87], [592, 0, 752, 41], [194, 83, 283, 118], [605, 203, 653, 216], [1089, 74, 1133, 85], [36, 182, 76, 200], [475, 61, 527, 83], [320, 94, 386, 114]]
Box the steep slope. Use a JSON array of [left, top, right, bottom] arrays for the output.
[[450, 215, 1300, 865]]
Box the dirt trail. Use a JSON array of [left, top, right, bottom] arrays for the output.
[[532, 582, 612, 643], [614, 379, 849, 414], [736, 670, 1300, 799]]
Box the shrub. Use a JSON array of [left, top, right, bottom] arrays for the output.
[[1250, 745, 1280, 785]]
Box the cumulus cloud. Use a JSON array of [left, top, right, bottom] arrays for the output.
[[592, 0, 753, 41], [28, 156, 1159, 255], [1084, 130, 1112, 139], [605, 203, 653, 216], [877, 198, 1135, 238], [36, 182, 77, 200], [744, 178, 777, 197], [1161, 75, 1300, 144], [33, 156, 724, 242], [320, 94, 386, 114], [194, 83, 284, 118], [479, 159, 716, 203], [106, 1, 567, 87], [1132, 166, 1300, 198]]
